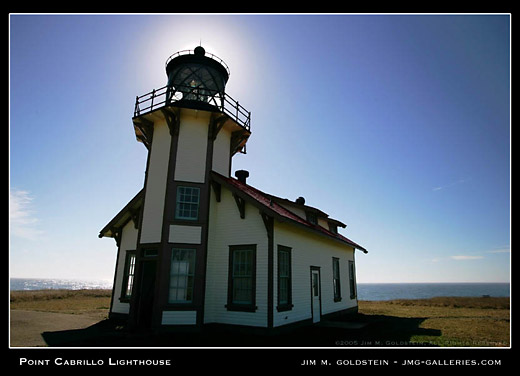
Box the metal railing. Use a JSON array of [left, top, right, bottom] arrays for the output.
[[133, 84, 251, 132], [165, 49, 231, 77]]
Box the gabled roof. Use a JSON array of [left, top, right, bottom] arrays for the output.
[[98, 189, 144, 238], [211, 172, 367, 253]]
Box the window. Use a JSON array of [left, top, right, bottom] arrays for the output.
[[312, 273, 319, 297], [169, 248, 196, 303], [175, 186, 200, 220], [306, 211, 317, 225], [121, 250, 136, 301], [277, 246, 292, 311], [227, 245, 256, 311], [349, 260, 357, 299], [333, 257, 342, 302]]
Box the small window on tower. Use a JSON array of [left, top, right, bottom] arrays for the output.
[[175, 186, 200, 220]]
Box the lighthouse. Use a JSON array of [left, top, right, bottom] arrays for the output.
[[129, 46, 251, 328], [100, 45, 365, 335]]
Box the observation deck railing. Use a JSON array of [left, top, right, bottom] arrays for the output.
[[133, 84, 250, 132]]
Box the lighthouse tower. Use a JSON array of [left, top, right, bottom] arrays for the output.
[[129, 46, 251, 328]]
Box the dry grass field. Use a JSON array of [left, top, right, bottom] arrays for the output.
[[10, 289, 112, 315], [358, 297, 510, 347], [9, 290, 510, 347]]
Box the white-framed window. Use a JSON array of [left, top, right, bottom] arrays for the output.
[[175, 186, 200, 220]]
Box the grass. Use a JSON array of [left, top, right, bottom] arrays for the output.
[[379, 296, 509, 309], [358, 297, 510, 347], [10, 290, 510, 347], [10, 289, 112, 314]]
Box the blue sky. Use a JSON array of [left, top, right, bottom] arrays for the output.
[[9, 14, 510, 283]]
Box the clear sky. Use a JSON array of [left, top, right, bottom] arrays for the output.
[[9, 14, 510, 283]]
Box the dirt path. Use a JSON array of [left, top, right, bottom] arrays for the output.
[[9, 310, 106, 347]]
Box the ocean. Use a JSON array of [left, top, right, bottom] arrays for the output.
[[10, 278, 510, 301], [356, 282, 510, 301], [10, 278, 113, 291]]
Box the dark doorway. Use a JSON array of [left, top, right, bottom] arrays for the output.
[[136, 260, 157, 329]]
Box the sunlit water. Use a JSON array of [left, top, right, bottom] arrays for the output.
[[10, 278, 510, 301], [357, 283, 510, 301], [10, 278, 113, 291]]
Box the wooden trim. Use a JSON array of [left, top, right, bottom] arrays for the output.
[[132, 117, 154, 149], [109, 236, 122, 315], [161, 107, 180, 136], [208, 113, 228, 140], [112, 228, 122, 248], [153, 116, 180, 329], [230, 129, 249, 155], [198, 119, 216, 326], [232, 192, 245, 219], [128, 117, 155, 328], [129, 208, 140, 229], [210, 181, 221, 202]]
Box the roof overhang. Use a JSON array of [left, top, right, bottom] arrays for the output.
[[98, 189, 144, 239]]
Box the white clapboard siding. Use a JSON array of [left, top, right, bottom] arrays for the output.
[[273, 221, 357, 328], [204, 187, 268, 327], [174, 111, 209, 183]]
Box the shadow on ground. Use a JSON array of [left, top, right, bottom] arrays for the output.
[[41, 313, 441, 347]]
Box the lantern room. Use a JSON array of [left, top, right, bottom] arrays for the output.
[[165, 46, 230, 108]]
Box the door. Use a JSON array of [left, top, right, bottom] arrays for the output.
[[136, 260, 157, 329], [311, 268, 321, 323]]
